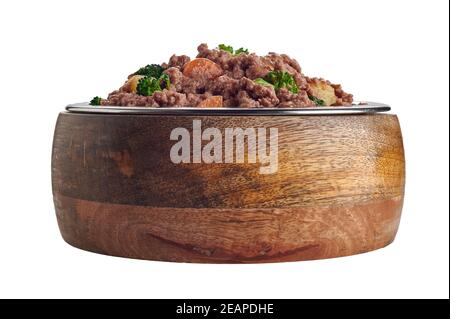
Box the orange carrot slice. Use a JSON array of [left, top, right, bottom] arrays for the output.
[[198, 96, 223, 107], [183, 58, 222, 80]]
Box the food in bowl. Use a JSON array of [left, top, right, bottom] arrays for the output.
[[54, 44, 404, 263], [90, 43, 353, 108]]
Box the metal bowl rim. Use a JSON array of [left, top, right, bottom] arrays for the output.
[[65, 101, 391, 116]]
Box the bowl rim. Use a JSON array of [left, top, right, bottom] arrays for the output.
[[65, 101, 391, 116]]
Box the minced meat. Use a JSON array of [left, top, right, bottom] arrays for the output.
[[99, 43, 353, 108]]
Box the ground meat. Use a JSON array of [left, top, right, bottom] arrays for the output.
[[187, 93, 208, 106], [152, 90, 188, 107], [101, 43, 354, 107], [331, 83, 354, 106], [266, 53, 301, 74], [166, 54, 190, 70], [294, 73, 308, 90], [164, 67, 203, 94], [245, 56, 273, 80], [205, 75, 241, 99], [236, 90, 260, 108], [277, 88, 315, 108], [118, 80, 132, 93], [103, 91, 158, 107], [163, 67, 184, 91], [198, 44, 273, 80], [239, 78, 279, 107], [197, 43, 233, 70]]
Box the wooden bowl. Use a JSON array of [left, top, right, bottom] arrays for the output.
[[52, 104, 405, 263]]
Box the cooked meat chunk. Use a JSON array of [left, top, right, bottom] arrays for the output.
[[331, 83, 354, 106], [239, 78, 279, 107], [277, 88, 315, 108], [166, 54, 190, 70]]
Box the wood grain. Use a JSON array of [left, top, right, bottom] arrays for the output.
[[54, 193, 403, 263], [52, 112, 405, 262], [52, 113, 405, 208]]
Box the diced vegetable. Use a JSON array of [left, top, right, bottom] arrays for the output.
[[127, 75, 145, 93], [134, 64, 164, 78], [308, 81, 337, 106], [183, 58, 222, 80], [263, 71, 299, 93], [89, 96, 102, 106], [135, 72, 171, 96], [136, 77, 160, 96], [159, 73, 171, 90], [198, 96, 223, 107]]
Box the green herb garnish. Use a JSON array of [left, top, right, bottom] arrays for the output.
[[234, 47, 249, 55], [308, 95, 325, 106], [218, 44, 234, 54], [134, 64, 164, 78], [89, 96, 102, 106], [254, 78, 274, 87], [136, 73, 171, 96], [218, 44, 249, 55], [263, 71, 299, 93]]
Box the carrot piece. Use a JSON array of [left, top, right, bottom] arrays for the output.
[[183, 58, 222, 80], [198, 96, 223, 108]]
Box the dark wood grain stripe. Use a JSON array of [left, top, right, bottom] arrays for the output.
[[52, 113, 405, 209]]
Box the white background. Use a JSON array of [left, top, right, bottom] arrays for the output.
[[0, 0, 448, 299]]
